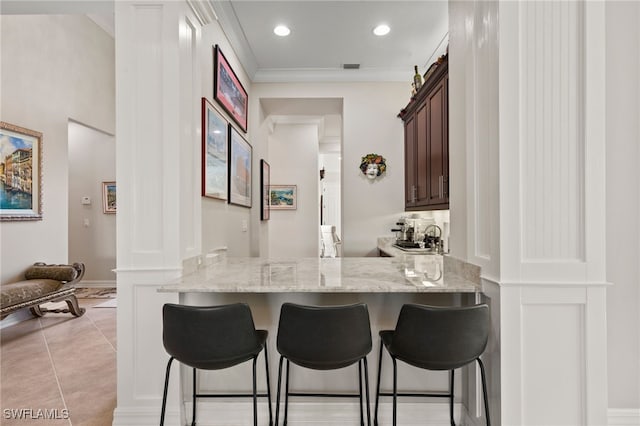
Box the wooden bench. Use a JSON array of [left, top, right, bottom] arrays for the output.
[[0, 262, 86, 320]]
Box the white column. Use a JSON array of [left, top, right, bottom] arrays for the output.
[[451, 0, 608, 424], [112, 1, 204, 425], [497, 1, 608, 425]]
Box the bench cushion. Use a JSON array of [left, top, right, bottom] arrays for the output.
[[0, 279, 63, 309], [24, 264, 79, 282]]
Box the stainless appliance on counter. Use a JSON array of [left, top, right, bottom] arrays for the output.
[[391, 218, 443, 254]]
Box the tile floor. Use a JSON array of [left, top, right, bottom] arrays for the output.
[[0, 298, 116, 426]]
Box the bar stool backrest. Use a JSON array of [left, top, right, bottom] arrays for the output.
[[162, 303, 262, 370], [389, 304, 489, 370], [276, 302, 372, 370]]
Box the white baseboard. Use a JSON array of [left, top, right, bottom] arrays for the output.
[[77, 280, 116, 288], [608, 408, 640, 425], [181, 401, 461, 426], [110, 402, 640, 425], [112, 406, 179, 426]]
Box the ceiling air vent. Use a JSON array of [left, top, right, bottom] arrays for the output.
[[343, 63, 360, 70]]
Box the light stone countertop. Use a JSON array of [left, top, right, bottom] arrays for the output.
[[159, 256, 480, 294]]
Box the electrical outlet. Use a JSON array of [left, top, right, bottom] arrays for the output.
[[242, 220, 248, 232]]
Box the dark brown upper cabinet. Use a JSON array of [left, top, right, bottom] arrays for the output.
[[399, 55, 449, 211]]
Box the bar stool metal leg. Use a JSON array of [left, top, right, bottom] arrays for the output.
[[359, 360, 365, 426], [160, 357, 174, 426], [449, 369, 455, 426], [363, 357, 371, 426], [192, 368, 197, 426], [284, 359, 291, 425], [374, 340, 383, 426], [252, 357, 258, 426], [477, 358, 491, 426], [275, 355, 284, 426], [264, 345, 273, 426], [392, 357, 398, 426]]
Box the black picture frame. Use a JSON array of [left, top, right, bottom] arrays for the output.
[[260, 159, 270, 220], [213, 44, 248, 133], [201, 97, 228, 200]]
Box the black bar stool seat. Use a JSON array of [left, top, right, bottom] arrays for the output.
[[275, 302, 373, 425], [160, 303, 273, 426], [374, 303, 490, 426]]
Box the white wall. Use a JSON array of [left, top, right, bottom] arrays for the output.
[[251, 82, 409, 257], [200, 20, 253, 257], [268, 123, 319, 257], [0, 15, 115, 283], [68, 121, 116, 284], [605, 0, 640, 411]]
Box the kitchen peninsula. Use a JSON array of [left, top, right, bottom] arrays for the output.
[[158, 253, 487, 424], [159, 255, 479, 294]]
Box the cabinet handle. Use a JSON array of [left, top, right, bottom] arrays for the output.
[[412, 185, 417, 203]]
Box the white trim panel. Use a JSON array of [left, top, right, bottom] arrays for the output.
[[608, 409, 640, 425], [500, 284, 608, 425], [519, 0, 585, 263]]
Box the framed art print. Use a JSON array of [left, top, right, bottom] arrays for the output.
[[270, 185, 297, 210], [260, 159, 270, 220], [228, 125, 252, 207], [214, 44, 248, 133], [0, 121, 43, 221], [202, 97, 228, 200], [102, 181, 116, 213]]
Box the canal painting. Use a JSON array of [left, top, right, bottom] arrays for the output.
[[0, 122, 42, 221]]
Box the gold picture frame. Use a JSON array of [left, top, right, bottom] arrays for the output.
[[0, 121, 43, 221]]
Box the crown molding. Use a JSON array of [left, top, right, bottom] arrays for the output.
[[209, 0, 258, 80], [253, 68, 410, 83]]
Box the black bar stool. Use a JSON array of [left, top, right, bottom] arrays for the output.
[[275, 302, 372, 425], [160, 303, 273, 426], [374, 304, 490, 426]]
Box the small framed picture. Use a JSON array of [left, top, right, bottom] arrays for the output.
[[270, 185, 297, 210], [260, 159, 270, 220], [102, 181, 116, 214], [228, 125, 252, 208], [201, 97, 228, 200], [0, 121, 43, 221]]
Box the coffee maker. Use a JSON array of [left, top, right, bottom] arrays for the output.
[[391, 217, 439, 250]]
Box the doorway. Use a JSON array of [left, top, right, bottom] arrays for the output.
[[259, 98, 343, 257], [67, 120, 116, 286]]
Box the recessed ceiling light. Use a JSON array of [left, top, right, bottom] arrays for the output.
[[274, 25, 291, 37], [373, 24, 390, 36]]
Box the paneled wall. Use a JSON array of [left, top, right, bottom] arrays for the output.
[[499, 1, 608, 423], [451, 0, 609, 424], [113, 1, 203, 424]]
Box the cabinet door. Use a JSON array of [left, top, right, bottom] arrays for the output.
[[415, 102, 429, 205], [404, 115, 417, 207], [426, 79, 448, 207]]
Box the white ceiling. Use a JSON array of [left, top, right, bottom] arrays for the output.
[[1, 0, 448, 83], [212, 1, 449, 83]]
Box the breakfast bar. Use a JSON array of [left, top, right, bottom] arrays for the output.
[[159, 255, 479, 294], [158, 254, 488, 425]]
